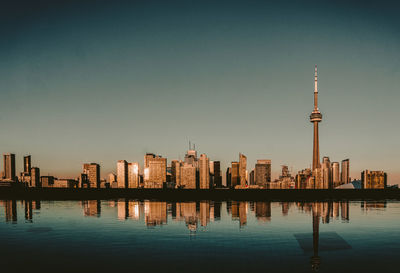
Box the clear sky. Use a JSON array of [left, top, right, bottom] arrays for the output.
[[0, 0, 399, 183]]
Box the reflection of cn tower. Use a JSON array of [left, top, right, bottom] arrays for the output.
[[310, 203, 321, 271]]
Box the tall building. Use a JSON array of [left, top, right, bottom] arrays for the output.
[[83, 163, 100, 188], [31, 167, 40, 187], [226, 167, 231, 188], [239, 153, 247, 187], [331, 162, 340, 187], [117, 160, 128, 188], [3, 153, 16, 181], [171, 160, 182, 188], [128, 162, 140, 188], [321, 156, 331, 189], [255, 159, 271, 188], [209, 161, 214, 187], [213, 161, 222, 187], [144, 153, 156, 169], [184, 147, 197, 166], [199, 154, 210, 189], [310, 65, 322, 171], [180, 163, 196, 189], [361, 170, 387, 189], [146, 156, 167, 188], [231, 162, 239, 188], [296, 168, 312, 189], [249, 169, 255, 185], [341, 159, 350, 184], [24, 155, 31, 175]]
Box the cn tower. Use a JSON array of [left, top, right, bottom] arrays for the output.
[[310, 65, 322, 171]]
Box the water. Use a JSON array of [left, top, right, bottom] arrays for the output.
[[0, 200, 399, 273]]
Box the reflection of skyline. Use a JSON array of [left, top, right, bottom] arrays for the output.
[[1, 199, 390, 227], [82, 200, 101, 217]]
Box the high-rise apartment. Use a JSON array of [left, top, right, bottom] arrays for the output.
[[3, 153, 16, 181], [213, 161, 222, 187], [239, 153, 247, 187], [31, 167, 40, 187], [24, 155, 31, 175], [231, 162, 239, 188], [117, 160, 128, 188], [180, 163, 196, 189], [331, 162, 340, 187], [341, 159, 350, 184], [321, 156, 331, 189], [199, 154, 210, 189], [83, 163, 100, 188], [128, 162, 140, 188], [361, 170, 387, 189], [255, 159, 271, 188], [146, 156, 167, 188]]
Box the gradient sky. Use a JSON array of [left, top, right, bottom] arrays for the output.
[[0, 0, 399, 183]]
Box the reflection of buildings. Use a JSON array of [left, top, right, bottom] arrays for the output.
[[361, 201, 387, 211], [144, 201, 167, 226], [176, 202, 198, 231], [230, 201, 247, 227], [255, 202, 271, 222], [117, 200, 141, 220], [281, 202, 290, 216], [200, 201, 210, 227], [1, 200, 17, 222], [310, 203, 321, 272], [82, 200, 101, 217], [239, 202, 247, 226]]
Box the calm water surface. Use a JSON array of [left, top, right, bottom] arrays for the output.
[[0, 200, 399, 273]]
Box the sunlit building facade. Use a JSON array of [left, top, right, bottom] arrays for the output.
[[199, 154, 210, 189], [361, 170, 387, 189]]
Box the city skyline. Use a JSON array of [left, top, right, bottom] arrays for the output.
[[0, 0, 399, 183], [0, 64, 396, 186]]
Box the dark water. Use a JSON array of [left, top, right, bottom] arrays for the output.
[[0, 200, 399, 273]]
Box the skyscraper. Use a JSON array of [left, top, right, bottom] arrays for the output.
[[226, 167, 231, 188], [128, 162, 140, 188], [117, 160, 128, 188], [231, 162, 239, 188], [31, 167, 40, 187], [3, 153, 16, 181], [321, 156, 331, 189], [180, 163, 196, 189], [213, 161, 222, 187], [310, 65, 322, 171], [199, 154, 210, 189], [331, 162, 340, 187], [171, 160, 182, 188], [146, 156, 167, 188], [239, 153, 247, 187], [255, 159, 271, 188], [83, 163, 100, 188], [341, 159, 350, 184], [24, 155, 31, 175]]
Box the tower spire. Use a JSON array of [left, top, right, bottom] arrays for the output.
[[314, 65, 318, 110]]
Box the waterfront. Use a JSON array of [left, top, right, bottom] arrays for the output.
[[1, 200, 399, 273]]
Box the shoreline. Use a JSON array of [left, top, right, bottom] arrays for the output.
[[0, 187, 399, 201]]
